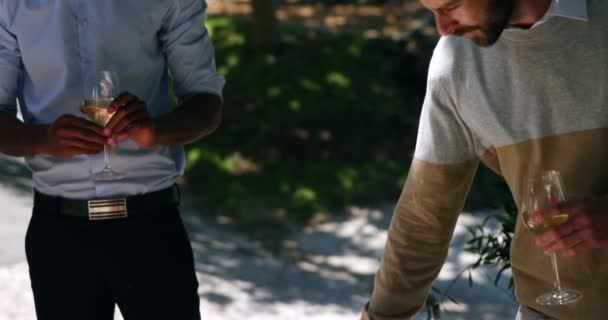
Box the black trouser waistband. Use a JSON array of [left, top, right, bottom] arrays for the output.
[[33, 185, 180, 220]]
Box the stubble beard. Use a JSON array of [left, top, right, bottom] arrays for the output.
[[471, 0, 516, 47]]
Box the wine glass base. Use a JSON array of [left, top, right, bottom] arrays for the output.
[[92, 168, 126, 181], [536, 289, 582, 306]]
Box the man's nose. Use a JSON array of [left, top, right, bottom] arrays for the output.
[[434, 12, 458, 36]]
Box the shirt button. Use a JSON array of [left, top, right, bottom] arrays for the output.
[[80, 19, 88, 27]]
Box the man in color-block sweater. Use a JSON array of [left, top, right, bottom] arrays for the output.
[[362, 0, 608, 319]]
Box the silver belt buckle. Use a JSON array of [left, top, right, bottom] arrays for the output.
[[87, 198, 128, 220]]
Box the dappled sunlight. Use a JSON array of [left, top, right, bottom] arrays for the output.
[[187, 149, 263, 176], [179, 195, 377, 318], [288, 99, 302, 111], [208, 0, 252, 16], [289, 128, 311, 140], [325, 71, 352, 88], [266, 85, 282, 97], [311, 254, 379, 274], [0, 263, 35, 320], [300, 205, 390, 256], [429, 211, 516, 319], [285, 205, 516, 319], [207, 0, 432, 40], [298, 78, 322, 92], [0, 174, 517, 319]]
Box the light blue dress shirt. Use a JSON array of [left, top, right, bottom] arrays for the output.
[[0, 0, 225, 199]]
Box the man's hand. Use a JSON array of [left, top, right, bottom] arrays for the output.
[[534, 197, 608, 256], [45, 114, 106, 158], [104, 92, 156, 148]]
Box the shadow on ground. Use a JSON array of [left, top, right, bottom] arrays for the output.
[[0, 155, 517, 319], [181, 193, 517, 319], [0, 156, 33, 196]]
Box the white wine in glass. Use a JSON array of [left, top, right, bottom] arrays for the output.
[[84, 71, 125, 180], [522, 170, 582, 306], [522, 211, 569, 235], [82, 99, 114, 127]]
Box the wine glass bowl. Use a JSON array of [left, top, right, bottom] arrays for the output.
[[84, 70, 125, 180]]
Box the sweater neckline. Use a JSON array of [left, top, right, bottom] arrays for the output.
[[500, 16, 582, 44]]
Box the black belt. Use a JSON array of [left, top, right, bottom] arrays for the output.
[[33, 185, 180, 221]]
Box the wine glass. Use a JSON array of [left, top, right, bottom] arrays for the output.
[[82, 70, 126, 180], [521, 170, 582, 306]]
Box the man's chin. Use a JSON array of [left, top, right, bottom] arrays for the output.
[[454, 29, 499, 47], [469, 36, 495, 47], [468, 31, 502, 47]]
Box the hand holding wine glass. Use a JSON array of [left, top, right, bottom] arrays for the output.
[[533, 195, 608, 257], [521, 170, 582, 306], [44, 114, 106, 158], [103, 92, 156, 149]]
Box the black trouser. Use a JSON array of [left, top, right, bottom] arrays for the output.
[[25, 202, 201, 320]]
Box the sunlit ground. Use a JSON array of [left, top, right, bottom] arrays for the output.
[[0, 154, 516, 320]]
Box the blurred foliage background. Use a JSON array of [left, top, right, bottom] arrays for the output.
[[185, 0, 439, 236], [180, 0, 517, 317]]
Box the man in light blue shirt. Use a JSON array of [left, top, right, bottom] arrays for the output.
[[0, 1, 225, 319]]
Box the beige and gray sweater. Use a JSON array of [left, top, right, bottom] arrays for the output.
[[363, 1, 608, 319]]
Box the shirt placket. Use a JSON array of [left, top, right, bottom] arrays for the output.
[[77, 1, 92, 77], [76, 1, 106, 196]]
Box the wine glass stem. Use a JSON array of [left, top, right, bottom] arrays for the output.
[[550, 252, 564, 293], [103, 145, 111, 169]]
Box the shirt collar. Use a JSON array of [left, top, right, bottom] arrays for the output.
[[533, 0, 589, 28]]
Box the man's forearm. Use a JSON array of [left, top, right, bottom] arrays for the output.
[[0, 112, 48, 157], [154, 93, 223, 146]]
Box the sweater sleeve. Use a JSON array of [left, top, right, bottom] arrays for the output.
[[362, 53, 481, 319], [362, 158, 478, 319]]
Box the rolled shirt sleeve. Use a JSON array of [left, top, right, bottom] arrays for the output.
[[159, 0, 225, 104], [0, 10, 21, 116]]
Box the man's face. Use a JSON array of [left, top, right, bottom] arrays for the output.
[[420, 0, 516, 47]]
